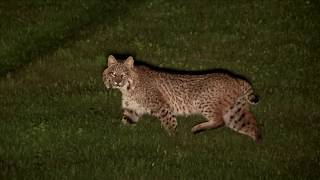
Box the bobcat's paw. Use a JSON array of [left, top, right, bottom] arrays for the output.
[[121, 116, 136, 126]]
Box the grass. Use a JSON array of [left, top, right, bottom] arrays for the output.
[[1, 0, 320, 179], [0, 0, 139, 76]]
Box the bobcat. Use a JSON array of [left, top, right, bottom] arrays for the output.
[[102, 55, 261, 142]]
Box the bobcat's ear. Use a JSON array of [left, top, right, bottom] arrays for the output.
[[107, 55, 117, 67], [124, 56, 134, 68]]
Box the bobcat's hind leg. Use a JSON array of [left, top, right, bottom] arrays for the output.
[[192, 110, 224, 134], [191, 120, 224, 134]]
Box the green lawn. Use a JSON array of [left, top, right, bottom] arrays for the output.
[[1, 0, 319, 179]]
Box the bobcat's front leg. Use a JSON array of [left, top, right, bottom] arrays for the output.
[[152, 108, 177, 135], [122, 108, 140, 125]]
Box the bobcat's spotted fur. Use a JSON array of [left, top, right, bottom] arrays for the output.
[[102, 55, 261, 142]]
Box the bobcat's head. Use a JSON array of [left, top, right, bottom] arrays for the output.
[[102, 55, 135, 90]]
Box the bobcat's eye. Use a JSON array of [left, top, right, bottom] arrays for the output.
[[121, 73, 127, 78], [109, 72, 116, 77]]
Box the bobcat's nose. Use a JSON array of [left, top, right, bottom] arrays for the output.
[[114, 77, 122, 84]]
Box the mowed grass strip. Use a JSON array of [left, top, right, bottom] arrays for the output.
[[0, 0, 140, 76], [1, 0, 319, 179]]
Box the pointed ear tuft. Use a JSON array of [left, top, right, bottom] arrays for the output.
[[124, 56, 134, 68], [107, 55, 117, 66]]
